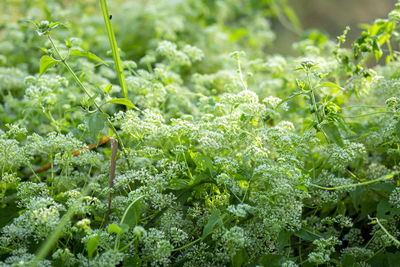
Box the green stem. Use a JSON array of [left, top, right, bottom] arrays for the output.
[[309, 172, 396, 191], [307, 72, 320, 124], [47, 35, 131, 167], [370, 217, 400, 247], [171, 238, 202, 252], [99, 0, 129, 100], [237, 56, 248, 91]]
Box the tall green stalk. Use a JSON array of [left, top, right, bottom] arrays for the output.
[[99, 0, 129, 102]]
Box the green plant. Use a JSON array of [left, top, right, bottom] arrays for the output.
[[2, 0, 400, 266]]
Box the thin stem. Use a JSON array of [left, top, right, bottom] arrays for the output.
[[237, 57, 248, 91], [309, 172, 396, 191], [47, 35, 130, 166], [171, 237, 202, 252], [369, 217, 400, 247], [307, 72, 320, 124], [119, 236, 138, 252], [33, 185, 93, 265], [102, 138, 118, 229]]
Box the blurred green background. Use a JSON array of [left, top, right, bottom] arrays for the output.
[[273, 0, 397, 53], [1, 0, 398, 55]]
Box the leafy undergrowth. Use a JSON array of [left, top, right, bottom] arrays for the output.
[[1, 0, 400, 266]]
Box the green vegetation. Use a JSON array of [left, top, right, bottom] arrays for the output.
[[1, 0, 400, 266]]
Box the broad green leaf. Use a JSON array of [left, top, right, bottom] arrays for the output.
[[119, 223, 130, 233], [87, 236, 99, 259], [39, 55, 58, 77], [232, 249, 249, 267], [189, 151, 213, 172], [85, 112, 107, 142], [70, 49, 108, 66], [201, 210, 225, 239], [377, 199, 400, 219], [107, 98, 138, 110], [120, 196, 143, 228], [107, 223, 124, 235], [321, 122, 344, 147], [257, 254, 287, 267]]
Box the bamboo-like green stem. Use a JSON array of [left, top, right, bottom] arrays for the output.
[[99, 0, 129, 101]]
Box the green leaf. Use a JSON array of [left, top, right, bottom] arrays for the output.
[[39, 55, 58, 77], [107, 98, 138, 110], [317, 82, 341, 90], [189, 151, 213, 172], [85, 112, 107, 142], [257, 254, 287, 267], [70, 49, 108, 66], [103, 84, 112, 94], [120, 196, 143, 228], [395, 120, 400, 139], [297, 184, 308, 193], [232, 248, 249, 267], [87, 236, 99, 259], [107, 223, 124, 235], [377, 199, 400, 219], [65, 39, 72, 48], [294, 228, 322, 242], [282, 4, 302, 32], [201, 210, 225, 239], [372, 39, 383, 62], [321, 122, 344, 147]]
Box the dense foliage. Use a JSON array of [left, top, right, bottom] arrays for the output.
[[1, 0, 400, 266]]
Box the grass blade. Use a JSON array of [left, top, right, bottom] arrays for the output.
[[99, 0, 129, 102]]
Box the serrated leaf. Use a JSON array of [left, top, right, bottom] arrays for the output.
[[107, 98, 138, 109], [201, 210, 225, 239], [39, 55, 58, 77], [107, 223, 123, 235], [70, 49, 108, 66], [120, 196, 143, 228], [87, 236, 99, 259], [85, 112, 107, 142]]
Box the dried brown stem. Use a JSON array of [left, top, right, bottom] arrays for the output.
[[26, 136, 111, 178], [102, 138, 118, 228]]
